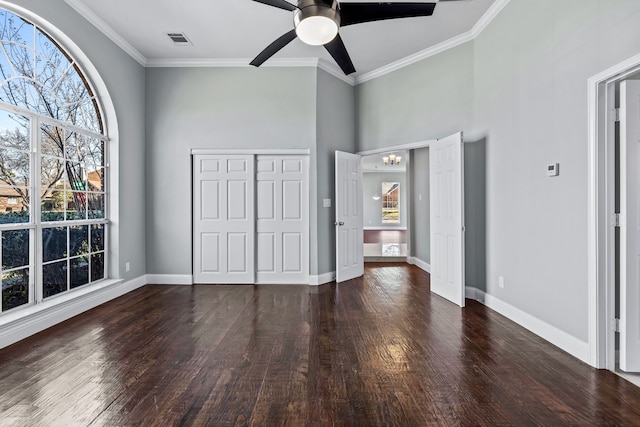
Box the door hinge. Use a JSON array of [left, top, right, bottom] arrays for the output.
[[614, 108, 620, 122], [613, 318, 621, 333], [612, 213, 624, 227]]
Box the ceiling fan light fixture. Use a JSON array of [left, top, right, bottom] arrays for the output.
[[294, 0, 340, 46]]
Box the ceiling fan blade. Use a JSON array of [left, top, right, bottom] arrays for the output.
[[251, 0, 297, 12], [339, 2, 436, 26], [250, 29, 298, 67], [324, 34, 356, 75]]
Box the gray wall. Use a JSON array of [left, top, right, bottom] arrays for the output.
[[145, 67, 318, 276], [12, 0, 147, 281], [315, 69, 356, 275], [356, 0, 640, 342], [410, 148, 430, 264], [363, 172, 407, 229], [356, 41, 474, 151]]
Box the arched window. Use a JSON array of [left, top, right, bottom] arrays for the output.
[[0, 8, 108, 313]]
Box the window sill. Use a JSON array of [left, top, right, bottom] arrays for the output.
[[0, 278, 124, 329]]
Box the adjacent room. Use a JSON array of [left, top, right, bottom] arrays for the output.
[[1, 0, 640, 424]]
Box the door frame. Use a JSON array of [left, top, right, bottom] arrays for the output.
[[191, 148, 310, 284], [358, 139, 437, 265], [588, 52, 640, 370]]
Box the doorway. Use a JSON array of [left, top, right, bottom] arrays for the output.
[[589, 54, 640, 378], [362, 151, 408, 262]]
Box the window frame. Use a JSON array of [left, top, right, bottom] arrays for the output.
[[0, 99, 109, 313]]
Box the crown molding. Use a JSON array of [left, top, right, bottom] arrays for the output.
[[317, 59, 356, 85], [354, 0, 511, 84], [64, 0, 147, 66], [65, 0, 510, 86], [145, 57, 319, 68], [354, 31, 474, 84]]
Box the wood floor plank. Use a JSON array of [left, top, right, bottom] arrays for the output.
[[1, 263, 640, 426]]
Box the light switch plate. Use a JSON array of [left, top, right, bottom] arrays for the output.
[[322, 198, 331, 208]]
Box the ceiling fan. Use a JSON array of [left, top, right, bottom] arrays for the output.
[[249, 0, 446, 75]]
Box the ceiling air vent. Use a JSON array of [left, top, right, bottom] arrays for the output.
[[167, 32, 192, 46]]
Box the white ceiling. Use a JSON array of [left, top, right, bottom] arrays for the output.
[[65, 0, 496, 81]]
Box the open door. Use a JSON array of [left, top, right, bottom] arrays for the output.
[[619, 80, 640, 372], [335, 151, 364, 282], [429, 132, 465, 307]]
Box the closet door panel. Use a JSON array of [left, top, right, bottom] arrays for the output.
[[193, 154, 254, 283]]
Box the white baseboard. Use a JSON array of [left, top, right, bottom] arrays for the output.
[[0, 276, 146, 350], [146, 274, 193, 285], [310, 271, 336, 286], [408, 257, 431, 273], [465, 287, 590, 364]]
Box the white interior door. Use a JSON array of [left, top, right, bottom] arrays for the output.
[[256, 155, 309, 284], [619, 80, 640, 372], [193, 154, 255, 284], [335, 151, 363, 283], [429, 132, 465, 307]]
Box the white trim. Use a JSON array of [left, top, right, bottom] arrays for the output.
[[358, 139, 437, 156], [407, 256, 430, 273], [355, 32, 474, 84], [354, 0, 512, 84], [190, 148, 310, 156], [0, 276, 146, 350], [317, 59, 356, 86], [469, 0, 511, 38], [465, 286, 485, 303], [146, 274, 193, 285], [63, 0, 509, 86], [146, 57, 319, 69], [467, 288, 590, 364], [64, 0, 147, 66], [310, 271, 336, 286], [588, 52, 640, 370]]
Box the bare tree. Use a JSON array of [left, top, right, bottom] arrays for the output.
[[0, 11, 103, 214]]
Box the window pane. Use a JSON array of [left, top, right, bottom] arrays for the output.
[[40, 123, 65, 158], [2, 229, 29, 269], [66, 192, 86, 220], [87, 165, 104, 192], [88, 193, 104, 219], [2, 268, 29, 311], [70, 256, 88, 288], [42, 227, 66, 262], [35, 29, 71, 90], [43, 260, 66, 298], [0, 111, 29, 150], [91, 224, 104, 252], [69, 225, 88, 256], [41, 189, 65, 222], [0, 148, 30, 186], [66, 132, 85, 163], [41, 155, 65, 190], [0, 186, 29, 223], [91, 253, 104, 282]]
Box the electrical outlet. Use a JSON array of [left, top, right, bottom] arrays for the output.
[[125, 262, 130, 272], [498, 276, 505, 289]]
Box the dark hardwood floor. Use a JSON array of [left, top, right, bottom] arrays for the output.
[[1, 263, 639, 426]]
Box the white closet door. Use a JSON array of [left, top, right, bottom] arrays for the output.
[[193, 154, 255, 284], [256, 156, 309, 284]]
